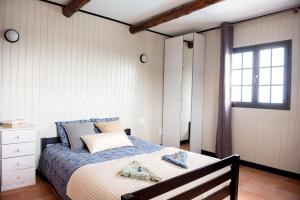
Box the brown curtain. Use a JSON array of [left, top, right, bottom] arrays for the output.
[[216, 22, 233, 159]]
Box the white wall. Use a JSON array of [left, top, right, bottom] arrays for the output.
[[0, 0, 166, 164], [202, 11, 300, 174]]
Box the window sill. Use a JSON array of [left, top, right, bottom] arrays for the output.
[[231, 102, 290, 110]]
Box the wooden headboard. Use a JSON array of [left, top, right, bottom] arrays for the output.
[[41, 128, 131, 152]]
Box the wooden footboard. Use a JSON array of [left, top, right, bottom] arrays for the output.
[[121, 154, 240, 200]]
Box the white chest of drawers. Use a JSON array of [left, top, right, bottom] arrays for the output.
[[0, 126, 36, 191]]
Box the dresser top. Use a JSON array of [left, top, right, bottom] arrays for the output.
[[0, 125, 36, 131]]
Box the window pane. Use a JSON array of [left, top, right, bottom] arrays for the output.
[[243, 52, 253, 68], [232, 53, 242, 69], [259, 86, 270, 103], [259, 68, 271, 85], [232, 70, 242, 85], [271, 86, 283, 103], [272, 48, 284, 66], [272, 67, 284, 85], [242, 69, 252, 85], [242, 86, 252, 102], [231, 86, 241, 102], [259, 49, 271, 67]]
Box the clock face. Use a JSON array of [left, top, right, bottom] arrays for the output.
[[140, 54, 148, 63]]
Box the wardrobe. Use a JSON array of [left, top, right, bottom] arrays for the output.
[[162, 33, 205, 154]]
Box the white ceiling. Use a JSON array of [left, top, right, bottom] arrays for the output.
[[50, 0, 300, 36]]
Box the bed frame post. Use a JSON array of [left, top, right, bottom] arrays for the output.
[[230, 155, 240, 200]]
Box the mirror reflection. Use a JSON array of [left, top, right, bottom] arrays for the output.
[[180, 33, 193, 145]]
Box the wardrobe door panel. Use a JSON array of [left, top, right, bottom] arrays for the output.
[[162, 36, 183, 148], [190, 33, 205, 153]]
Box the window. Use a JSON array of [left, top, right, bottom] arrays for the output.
[[231, 40, 291, 110]]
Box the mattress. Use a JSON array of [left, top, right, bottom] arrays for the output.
[[38, 136, 163, 200], [66, 147, 229, 200]]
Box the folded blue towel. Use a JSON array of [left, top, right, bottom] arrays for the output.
[[162, 151, 188, 169]]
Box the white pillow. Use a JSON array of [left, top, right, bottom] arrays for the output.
[[81, 132, 133, 153]]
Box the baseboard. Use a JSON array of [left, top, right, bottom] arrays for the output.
[[240, 160, 300, 180], [201, 150, 300, 180], [180, 140, 189, 145], [201, 150, 217, 158]]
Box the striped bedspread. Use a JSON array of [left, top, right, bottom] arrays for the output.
[[67, 147, 229, 200]]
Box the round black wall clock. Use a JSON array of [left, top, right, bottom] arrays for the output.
[[140, 54, 148, 63]]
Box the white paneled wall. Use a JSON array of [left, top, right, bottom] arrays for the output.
[[0, 0, 166, 165], [232, 11, 300, 174], [202, 11, 300, 174]]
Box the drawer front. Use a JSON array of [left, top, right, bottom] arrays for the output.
[[2, 168, 35, 186], [2, 142, 35, 158], [1, 129, 36, 144], [2, 155, 35, 171]]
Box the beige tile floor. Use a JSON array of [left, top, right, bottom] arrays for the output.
[[181, 143, 300, 200], [233, 165, 300, 200], [0, 176, 59, 200]]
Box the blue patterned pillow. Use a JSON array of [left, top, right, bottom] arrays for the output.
[[55, 119, 90, 147], [90, 117, 119, 133]]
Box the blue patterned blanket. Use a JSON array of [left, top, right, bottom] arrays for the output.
[[162, 151, 188, 168], [38, 136, 163, 200]]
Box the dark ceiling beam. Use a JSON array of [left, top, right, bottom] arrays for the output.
[[129, 0, 223, 34], [63, 0, 91, 17]]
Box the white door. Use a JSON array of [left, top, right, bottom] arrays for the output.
[[162, 36, 183, 148], [190, 33, 205, 153]]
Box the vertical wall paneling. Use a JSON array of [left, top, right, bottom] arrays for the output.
[[0, 0, 4, 121], [0, 0, 166, 166], [0, 0, 3, 120], [2, 0, 12, 120], [203, 11, 300, 174]]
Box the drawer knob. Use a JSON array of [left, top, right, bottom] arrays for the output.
[[17, 176, 21, 180], [16, 135, 20, 139], [16, 149, 20, 152], [16, 162, 20, 166]]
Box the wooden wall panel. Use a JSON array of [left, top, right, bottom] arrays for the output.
[[0, 0, 166, 166], [203, 11, 300, 174]]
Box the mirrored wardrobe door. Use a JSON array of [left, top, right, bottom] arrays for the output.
[[180, 33, 194, 145], [162, 33, 205, 152]]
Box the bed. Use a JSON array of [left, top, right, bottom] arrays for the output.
[[38, 129, 239, 200]]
